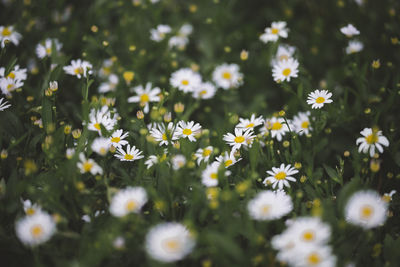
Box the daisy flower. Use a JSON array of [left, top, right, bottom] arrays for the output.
[[145, 222, 195, 263], [345, 40, 363, 54], [195, 146, 213, 165], [176, 121, 202, 142], [145, 155, 159, 169], [109, 187, 148, 217], [345, 190, 388, 229], [285, 217, 332, 247], [150, 122, 179, 146], [292, 111, 312, 135], [264, 117, 290, 141], [109, 129, 129, 149], [0, 25, 22, 48], [170, 68, 202, 93], [98, 74, 119, 93], [171, 154, 186, 170], [192, 82, 216, 99], [356, 128, 389, 157], [247, 190, 293, 221], [15, 211, 56, 247], [272, 58, 299, 83], [150, 24, 172, 42], [201, 162, 221, 187], [77, 153, 103, 175], [215, 151, 242, 168], [306, 89, 333, 109], [260, 21, 288, 43], [35, 38, 62, 59], [292, 245, 337, 267], [91, 137, 110, 156], [168, 24, 193, 50], [87, 106, 118, 134], [263, 163, 298, 189], [236, 114, 264, 130], [128, 82, 161, 113], [0, 77, 24, 96], [114, 144, 144, 162], [0, 65, 28, 81], [0, 97, 11, 111], [22, 199, 42, 216], [271, 44, 296, 65], [340, 24, 360, 37], [99, 58, 114, 78], [212, 63, 243, 89], [63, 59, 93, 79], [223, 128, 255, 153]]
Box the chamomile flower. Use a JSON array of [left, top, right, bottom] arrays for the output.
[[150, 122, 179, 146], [114, 144, 144, 162], [128, 82, 161, 113], [63, 59, 93, 79], [201, 162, 223, 187], [192, 82, 217, 99], [264, 117, 290, 141], [145, 222, 195, 263], [98, 74, 119, 93], [0, 25, 22, 48], [87, 106, 118, 134], [0, 97, 11, 111], [345, 190, 388, 229], [15, 211, 56, 247], [306, 90, 333, 109], [0, 65, 27, 81], [263, 163, 298, 190], [236, 114, 264, 130], [223, 128, 255, 153], [150, 24, 172, 42], [176, 121, 202, 142], [0, 77, 24, 96], [171, 154, 187, 170], [292, 111, 312, 135], [292, 245, 337, 267], [109, 129, 129, 149], [247, 190, 293, 221], [35, 38, 62, 59], [99, 58, 114, 78], [195, 146, 213, 165], [260, 21, 288, 43], [77, 153, 103, 175], [109, 187, 148, 217], [66, 148, 75, 159], [215, 151, 242, 168], [356, 128, 389, 157], [22, 199, 42, 216], [170, 68, 202, 93], [91, 137, 110, 156], [212, 63, 243, 89], [272, 58, 299, 83], [286, 217, 332, 247], [168, 24, 193, 50], [340, 24, 360, 37], [345, 40, 363, 54], [271, 44, 296, 65], [145, 155, 159, 169]]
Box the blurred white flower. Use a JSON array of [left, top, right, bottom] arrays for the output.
[[109, 187, 148, 217], [212, 63, 243, 89], [340, 24, 360, 37], [346, 40, 363, 54], [247, 190, 293, 220], [260, 21, 288, 43]]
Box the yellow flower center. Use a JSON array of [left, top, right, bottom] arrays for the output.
[[222, 71, 232, 79], [203, 149, 212, 157], [225, 159, 233, 167], [282, 68, 291, 76], [182, 128, 192, 136], [234, 136, 245, 143], [360, 205, 374, 219], [26, 208, 36, 216], [199, 90, 207, 95], [2, 27, 11, 36], [246, 123, 255, 128], [365, 134, 378, 145], [74, 67, 84, 75], [382, 195, 391, 202], [99, 148, 107, 155], [163, 239, 181, 253], [125, 200, 137, 212], [315, 97, 325, 104], [140, 93, 149, 103], [7, 84, 14, 91], [30, 225, 43, 238], [111, 137, 121, 143], [124, 154, 134, 160], [46, 47, 52, 54], [271, 122, 283, 131], [307, 253, 321, 265], [302, 230, 315, 242], [83, 161, 93, 172], [261, 204, 270, 215], [279, 55, 289, 61], [301, 121, 309, 129], [210, 173, 218, 179], [181, 79, 189, 86], [274, 171, 286, 180], [94, 123, 101, 130], [7, 72, 15, 79], [162, 133, 168, 141], [271, 28, 279, 34]]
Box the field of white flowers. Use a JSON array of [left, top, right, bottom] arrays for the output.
[[0, 0, 399, 266]]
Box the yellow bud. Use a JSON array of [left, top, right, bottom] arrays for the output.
[[174, 102, 185, 113], [202, 259, 212, 267], [371, 60, 380, 69], [45, 88, 53, 96], [91, 25, 98, 33], [344, 151, 350, 157], [129, 45, 136, 51], [300, 175, 307, 183], [64, 125, 72, 135], [240, 50, 249, 61], [75, 181, 85, 191], [294, 162, 302, 169], [283, 141, 290, 147], [26, 96, 34, 102], [189, 4, 197, 13], [279, 110, 286, 117], [370, 160, 380, 173], [235, 180, 251, 194], [72, 129, 82, 139], [136, 110, 144, 120], [1, 149, 8, 159], [24, 159, 38, 176], [224, 46, 231, 53], [123, 71, 135, 85], [154, 200, 165, 211]]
